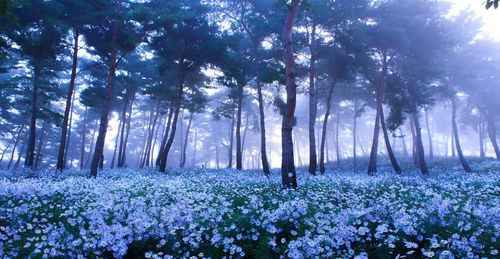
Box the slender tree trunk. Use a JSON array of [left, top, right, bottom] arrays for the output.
[[412, 111, 429, 175], [57, 30, 79, 171], [156, 106, 174, 167], [64, 90, 76, 168], [356, 132, 367, 156], [335, 112, 341, 166], [117, 92, 129, 167], [14, 139, 26, 170], [192, 128, 197, 166], [451, 127, 456, 158], [252, 42, 270, 175], [452, 98, 472, 172], [110, 120, 122, 169], [409, 118, 418, 167], [227, 106, 235, 169], [353, 101, 358, 168], [380, 107, 402, 174], [319, 80, 336, 173], [7, 124, 25, 170], [236, 84, 243, 170], [181, 112, 193, 168], [215, 126, 220, 170], [479, 121, 485, 159], [486, 114, 500, 160], [151, 114, 165, 166], [26, 66, 40, 168], [34, 123, 48, 169], [241, 111, 249, 159], [308, 22, 318, 175], [120, 97, 134, 167], [0, 138, 13, 164], [80, 107, 88, 170], [158, 66, 187, 172], [90, 21, 118, 177], [143, 100, 161, 168], [424, 109, 433, 160], [281, 0, 299, 188], [85, 119, 98, 169]]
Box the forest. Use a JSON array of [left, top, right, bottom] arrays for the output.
[[0, 0, 499, 258]]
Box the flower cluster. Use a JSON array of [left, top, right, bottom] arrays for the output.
[[0, 164, 499, 258]]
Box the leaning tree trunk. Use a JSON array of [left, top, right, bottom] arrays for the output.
[[158, 67, 186, 173], [308, 22, 318, 175], [110, 120, 122, 169], [14, 139, 26, 170], [452, 98, 472, 172], [412, 111, 429, 176], [57, 30, 79, 171], [90, 21, 118, 177], [63, 91, 76, 168], [0, 138, 13, 164], [181, 112, 193, 168], [7, 124, 25, 170], [319, 80, 336, 173], [252, 42, 271, 175], [117, 92, 129, 168], [236, 84, 244, 170], [26, 66, 40, 168], [281, 0, 299, 189], [485, 114, 500, 160], [409, 118, 419, 167], [424, 109, 433, 160], [380, 107, 402, 174]]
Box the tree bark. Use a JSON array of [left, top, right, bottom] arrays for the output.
[[380, 107, 402, 174], [57, 30, 79, 171], [90, 21, 118, 177], [486, 114, 500, 160], [424, 108, 433, 160], [85, 119, 98, 169], [156, 105, 174, 167], [252, 42, 270, 175], [236, 84, 243, 170], [451, 127, 456, 158], [117, 91, 130, 168], [452, 98, 472, 172], [64, 90, 76, 168], [14, 139, 26, 170], [319, 80, 336, 173], [158, 66, 186, 172], [79, 107, 88, 170], [308, 22, 318, 175], [409, 118, 419, 167], [412, 111, 429, 175], [143, 100, 161, 168], [227, 106, 235, 169], [281, 0, 299, 189], [110, 119, 122, 169], [181, 112, 193, 168], [479, 120, 485, 159], [26, 66, 39, 168]]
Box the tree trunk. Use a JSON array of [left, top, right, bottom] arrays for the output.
[[452, 98, 472, 172], [85, 119, 98, 169], [143, 100, 161, 168], [409, 118, 419, 167], [215, 126, 220, 170], [156, 106, 174, 167], [26, 66, 39, 168], [400, 128, 409, 157], [424, 108, 433, 160], [479, 120, 485, 159], [117, 92, 129, 168], [57, 30, 79, 171], [412, 111, 429, 175], [7, 124, 25, 170], [227, 106, 235, 169], [64, 90, 76, 168], [241, 111, 249, 159], [308, 22, 318, 175], [151, 114, 165, 166], [486, 114, 500, 160], [34, 123, 48, 169], [90, 21, 118, 177], [281, 0, 299, 189], [0, 138, 13, 164], [110, 119, 122, 169], [192, 128, 198, 166], [181, 112, 193, 168], [319, 80, 336, 173], [158, 67, 186, 172], [236, 84, 243, 170], [252, 42, 270, 175], [451, 127, 456, 158], [80, 107, 88, 170], [14, 139, 26, 170], [353, 101, 358, 168], [335, 112, 341, 166], [380, 107, 402, 174]]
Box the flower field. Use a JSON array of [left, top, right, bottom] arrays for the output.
[[0, 162, 499, 258]]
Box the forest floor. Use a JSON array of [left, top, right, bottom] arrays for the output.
[[0, 158, 499, 258]]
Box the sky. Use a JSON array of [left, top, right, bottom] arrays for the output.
[[452, 0, 500, 41]]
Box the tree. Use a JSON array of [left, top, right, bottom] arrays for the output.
[[281, 0, 299, 189], [485, 0, 500, 9], [84, 0, 143, 177]]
